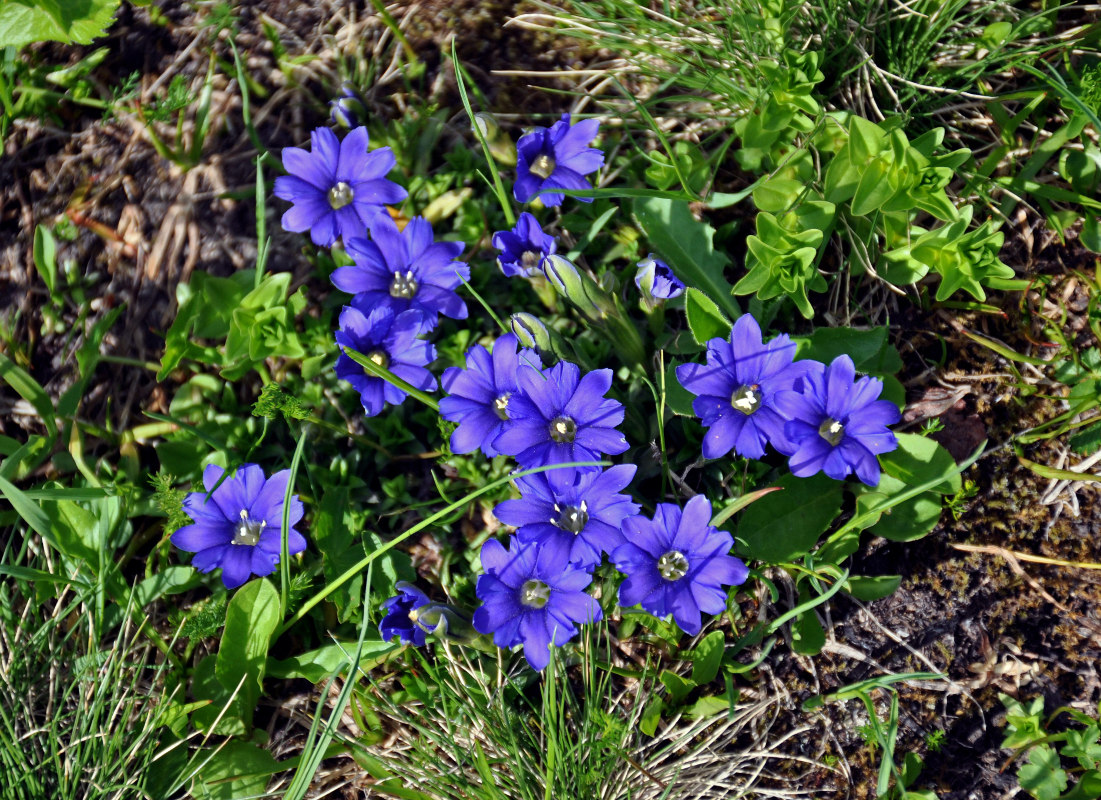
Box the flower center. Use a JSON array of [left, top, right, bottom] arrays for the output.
[[521, 250, 542, 271], [519, 579, 551, 609], [389, 270, 418, 299], [731, 384, 762, 415], [232, 509, 266, 546], [553, 501, 589, 533], [530, 153, 556, 180], [657, 550, 690, 581], [367, 349, 390, 369], [328, 181, 355, 209], [818, 417, 845, 447], [494, 393, 511, 421], [549, 415, 577, 443]]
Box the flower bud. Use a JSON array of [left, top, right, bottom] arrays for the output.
[[635, 253, 685, 300], [473, 112, 499, 140], [329, 82, 367, 129], [509, 312, 551, 352]]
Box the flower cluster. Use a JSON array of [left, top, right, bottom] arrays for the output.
[[676, 314, 901, 486]]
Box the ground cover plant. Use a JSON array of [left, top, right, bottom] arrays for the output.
[[1, 1, 1101, 798]]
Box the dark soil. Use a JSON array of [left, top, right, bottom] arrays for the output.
[[2, 2, 1100, 798]]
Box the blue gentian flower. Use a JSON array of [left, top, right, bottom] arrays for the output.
[[675, 314, 816, 460], [514, 113, 604, 207], [439, 333, 539, 457], [491, 212, 557, 277], [493, 361, 629, 468], [494, 465, 639, 570], [379, 582, 433, 646], [332, 215, 469, 330], [334, 305, 437, 417], [774, 355, 900, 486], [329, 82, 366, 129], [172, 464, 306, 590], [473, 536, 602, 671], [612, 496, 748, 636], [273, 126, 406, 247], [635, 254, 685, 300]]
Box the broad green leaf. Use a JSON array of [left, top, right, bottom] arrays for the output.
[[662, 360, 697, 417], [632, 197, 740, 321], [793, 326, 903, 377], [1018, 745, 1068, 800], [639, 696, 663, 737], [267, 641, 399, 683], [32, 225, 57, 293], [0, 0, 120, 48], [659, 670, 695, 705], [881, 434, 961, 495], [190, 740, 278, 800], [684, 287, 732, 345], [736, 473, 843, 563], [189, 654, 248, 736], [216, 578, 280, 719], [685, 695, 729, 718], [845, 574, 902, 601], [791, 608, 825, 655], [688, 630, 724, 685]]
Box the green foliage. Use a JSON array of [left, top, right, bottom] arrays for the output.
[[0, 0, 120, 48], [1000, 694, 1101, 800]]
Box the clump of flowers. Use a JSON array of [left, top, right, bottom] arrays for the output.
[[613, 496, 748, 635], [273, 126, 406, 247], [514, 113, 604, 207], [775, 355, 901, 486], [172, 463, 306, 589]]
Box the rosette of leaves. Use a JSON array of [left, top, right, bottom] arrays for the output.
[[882, 206, 1015, 301], [734, 49, 824, 172], [734, 197, 834, 318], [824, 116, 970, 223]]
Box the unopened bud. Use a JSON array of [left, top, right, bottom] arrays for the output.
[[329, 82, 367, 129], [509, 312, 551, 352]]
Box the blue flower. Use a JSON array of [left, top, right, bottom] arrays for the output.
[[379, 582, 432, 646], [171, 464, 306, 590], [612, 496, 748, 636], [473, 536, 602, 671], [491, 212, 557, 277], [439, 333, 539, 457], [493, 361, 629, 468], [773, 355, 900, 486], [514, 113, 604, 207], [675, 314, 816, 460], [273, 126, 407, 247], [635, 254, 685, 300], [493, 465, 639, 570], [332, 215, 469, 330], [334, 305, 437, 417]]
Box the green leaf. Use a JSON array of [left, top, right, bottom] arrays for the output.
[[312, 488, 368, 622], [1081, 216, 1101, 254], [33, 225, 57, 293], [0, 0, 120, 47], [845, 574, 902, 601], [791, 608, 825, 655], [639, 696, 663, 737], [735, 473, 844, 562], [632, 197, 740, 321], [663, 360, 697, 417], [215, 578, 280, 720], [267, 641, 399, 683], [1018, 745, 1068, 800], [190, 740, 278, 800], [684, 287, 732, 345], [881, 434, 962, 495], [685, 695, 729, 718], [794, 326, 903, 378], [0, 352, 57, 438], [659, 670, 695, 705], [688, 630, 725, 685]]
